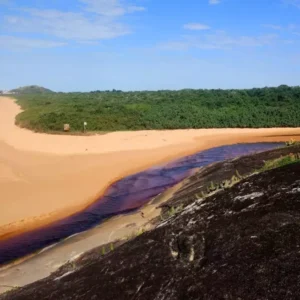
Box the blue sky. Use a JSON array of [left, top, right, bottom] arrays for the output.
[[1, 0, 300, 91]]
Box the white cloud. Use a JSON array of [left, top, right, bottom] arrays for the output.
[[283, 40, 295, 44], [183, 23, 211, 30], [286, 24, 300, 35], [209, 0, 221, 5], [5, 9, 131, 40], [283, 0, 300, 8], [288, 24, 297, 30], [2, 0, 145, 43], [0, 0, 10, 4], [79, 0, 145, 16], [263, 24, 282, 30], [261, 23, 300, 37], [159, 41, 190, 51], [0, 35, 66, 49], [158, 31, 278, 51]]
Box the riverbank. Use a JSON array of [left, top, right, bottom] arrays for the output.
[[1, 95, 300, 241], [0, 174, 191, 294], [3, 143, 300, 299]]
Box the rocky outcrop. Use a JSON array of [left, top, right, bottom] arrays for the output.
[[2, 148, 300, 300], [160, 144, 300, 213]]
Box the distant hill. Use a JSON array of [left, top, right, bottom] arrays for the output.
[[10, 85, 54, 94]]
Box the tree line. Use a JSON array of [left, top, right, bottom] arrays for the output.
[[14, 85, 300, 132]]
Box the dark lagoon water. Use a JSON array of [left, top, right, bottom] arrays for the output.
[[0, 142, 283, 265]]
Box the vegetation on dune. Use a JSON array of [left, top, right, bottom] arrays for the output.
[[13, 84, 300, 132], [10, 85, 54, 94]]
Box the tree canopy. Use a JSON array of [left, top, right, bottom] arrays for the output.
[[14, 85, 300, 132]]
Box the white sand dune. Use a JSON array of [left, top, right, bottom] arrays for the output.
[[1, 95, 300, 239]]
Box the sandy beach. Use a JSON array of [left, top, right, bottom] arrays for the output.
[[1, 95, 300, 240]]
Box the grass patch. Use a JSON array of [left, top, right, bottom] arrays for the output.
[[160, 205, 184, 221], [259, 153, 300, 172], [285, 139, 300, 147]]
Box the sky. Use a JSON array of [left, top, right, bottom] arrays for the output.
[[1, 0, 300, 92]]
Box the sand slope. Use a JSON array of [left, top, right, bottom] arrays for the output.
[[1, 96, 300, 238]]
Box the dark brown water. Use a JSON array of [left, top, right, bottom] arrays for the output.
[[0, 142, 283, 266]]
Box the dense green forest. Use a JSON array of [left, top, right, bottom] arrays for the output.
[[12, 85, 300, 132]]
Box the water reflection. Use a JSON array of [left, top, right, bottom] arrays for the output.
[[0, 142, 282, 265]]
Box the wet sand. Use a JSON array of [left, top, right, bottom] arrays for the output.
[[0, 177, 189, 293], [1, 95, 300, 240]]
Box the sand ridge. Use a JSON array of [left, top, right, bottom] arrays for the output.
[[1, 96, 300, 240]]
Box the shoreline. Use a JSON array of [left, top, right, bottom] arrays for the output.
[[0, 143, 291, 294], [0, 174, 192, 294], [0, 138, 290, 242], [1, 96, 300, 243], [0, 143, 205, 241]]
